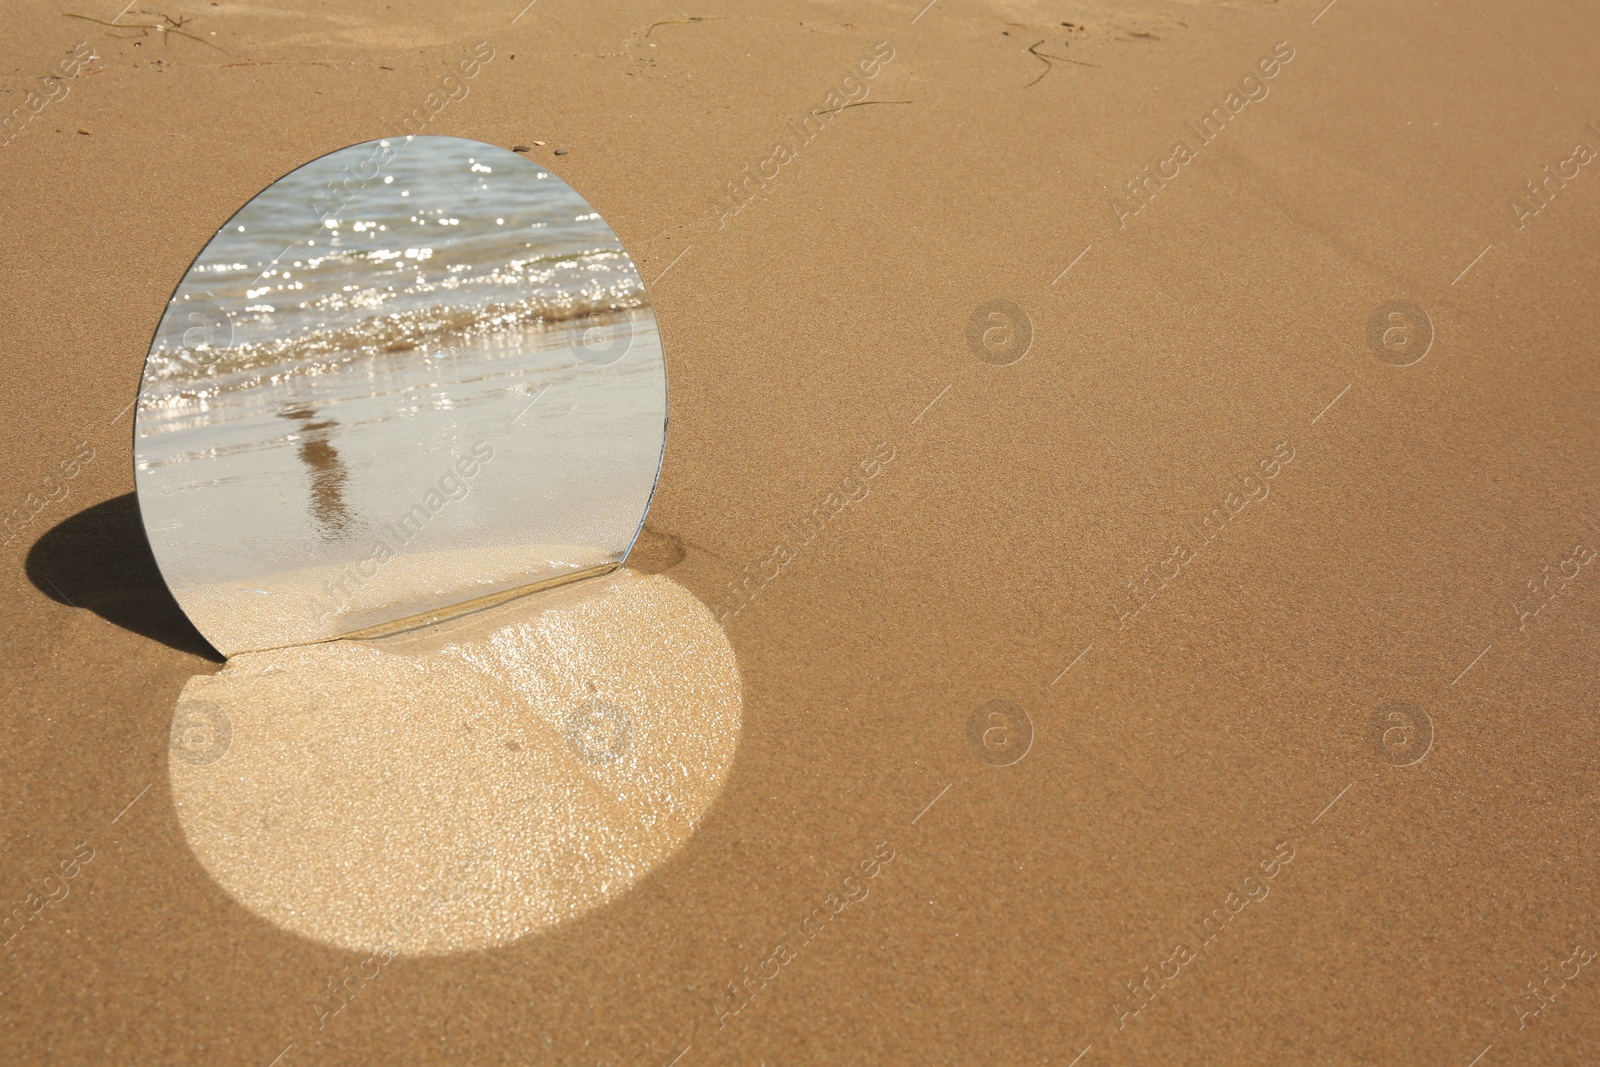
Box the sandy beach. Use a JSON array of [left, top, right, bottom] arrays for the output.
[[4, 1, 1600, 1064]]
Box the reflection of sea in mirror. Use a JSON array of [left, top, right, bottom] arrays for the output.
[[167, 569, 740, 955], [279, 407, 350, 539]]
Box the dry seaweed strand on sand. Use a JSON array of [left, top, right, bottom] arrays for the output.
[[63, 10, 227, 52], [643, 16, 725, 37], [1026, 39, 1097, 87]]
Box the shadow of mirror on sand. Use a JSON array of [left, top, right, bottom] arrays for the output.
[[26, 493, 223, 661]]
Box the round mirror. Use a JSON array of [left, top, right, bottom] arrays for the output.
[[134, 136, 666, 655]]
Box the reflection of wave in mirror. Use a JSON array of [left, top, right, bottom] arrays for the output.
[[167, 569, 740, 955], [138, 310, 657, 448], [140, 137, 645, 407], [142, 288, 646, 407]]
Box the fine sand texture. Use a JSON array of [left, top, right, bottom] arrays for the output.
[[5, 2, 1600, 1065], [169, 567, 742, 957]]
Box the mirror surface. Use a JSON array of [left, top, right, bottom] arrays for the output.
[[134, 136, 666, 655]]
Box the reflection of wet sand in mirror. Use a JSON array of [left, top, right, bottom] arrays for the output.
[[279, 407, 350, 540], [138, 311, 664, 653], [178, 542, 617, 653], [167, 568, 739, 955]]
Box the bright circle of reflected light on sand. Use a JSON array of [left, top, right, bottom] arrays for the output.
[[168, 568, 739, 956]]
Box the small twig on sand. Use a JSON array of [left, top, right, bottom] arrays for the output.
[[1026, 39, 1097, 87], [220, 60, 341, 68], [814, 100, 912, 114]]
